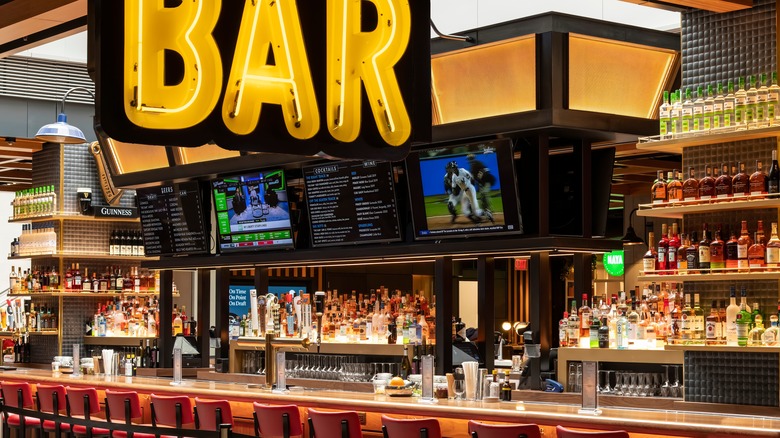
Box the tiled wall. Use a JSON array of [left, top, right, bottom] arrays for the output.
[[685, 350, 779, 406]]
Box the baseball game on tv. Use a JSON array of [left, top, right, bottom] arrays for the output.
[[405, 138, 523, 239]]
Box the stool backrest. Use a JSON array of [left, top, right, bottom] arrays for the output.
[[150, 394, 194, 428], [468, 420, 541, 438], [252, 403, 302, 438], [194, 398, 234, 431], [36, 384, 67, 415], [556, 426, 629, 438], [307, 408, 363, 438], [0, 381, 34, 408], [381, 416, 441, 438], [66, 387, 101, 416], [105, 390, 143, 424]]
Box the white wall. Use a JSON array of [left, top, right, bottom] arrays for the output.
[[0, 192, 28, 291], [458, 280, 479, 330]]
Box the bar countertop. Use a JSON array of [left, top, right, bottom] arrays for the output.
[[1, 369, 778, 437]]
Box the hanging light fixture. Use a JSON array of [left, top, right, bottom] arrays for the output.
[[621, 207, 644, 246], [35, 87, 95, 144]]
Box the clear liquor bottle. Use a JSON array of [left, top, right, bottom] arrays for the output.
[[566, 300, 579, 347], [705, 300, 720, 345], [735, 76, 747, 129], [757, 73, 769, 127], [713, 82, 725, 129], [680, 294, 692, 341], [693, 86, 705, 133], [703, 84, 715, 132], [681, 88, 694, 135], [746, 75, 758, 127], [769, 72, 780, 125], [736, 288, 752, 347], [671, 90, 682, 136], [699, 165, 716, 200], [682, 167, 699, 201], [750, 160, 768, 196], [732, 162, 750, 197], [659, 90, 671, 138], [726, 286, 740, 346], [692, 293, 705, 341], [766, 222, 780, 270]]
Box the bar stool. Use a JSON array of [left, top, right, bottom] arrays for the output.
[[194, 398, 234, 431], [36, 384, 71, 438], [556, 426, 629, 438], [252, 403, 303, 438], [66, 387, 110, 438], [468, 420, 541, 438], [104, 389, 156, 438], [307, 408, 363, 438], [381, 415, 441, 438], [1, 381, 41, 438], [150, 394, 195, 438]]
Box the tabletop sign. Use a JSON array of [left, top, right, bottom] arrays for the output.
[[579, 361, 601, 415], [137, 182, 209, 256], [91, 0, 431, 162], [304, 161, 401, 247]]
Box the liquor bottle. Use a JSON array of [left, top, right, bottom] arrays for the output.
[[9, 265, 17, 293], [749, 221, 767, 269], [692, 293, 705, 340], [681, 88, 694, 134], [589, 313, 600, 349], [749, 315, 765, 346], [705, 299, 720, 345], [643, 232, 657, 273], [724, 228, 739, 270], [677, 233, 689, 274], [566, 300, 579, 347], [699, 165, 716, 200], [724, 80, 736, 128], [769, 72, 780, 125], [703, 84, 715, 132], [682, 167, 699, 202], [737, 220, 753, 272], [752, 302, 764, 330], [735, 76, 747, 128], [671, 90, 682, 136], [693, 86, 705, 132], [501, 371, 512, 401], [736, 289, 752, 347], [659, 90, 671, 138], [769, 150, 780, 194], [686, 231, 699, 274], [652, 170, 667, 204], [713, 82, 725, 129], [598, 316, 609, 349], [173, 310, 183, 336], [578, 294, 591, 344], [715, 163, 732, 199], [698, 223, 711, 273], [718, 299, 728, 343], [558, 311, 569, 347], [658, 224, 670, 272], [750, 160, 768, 196], [667, 170, 683, 202], [732, 162, 750, 197], [726, 287, 740, 346], [400, 344, 412, 379], [766, 222, 780, 270], [627, 300, 639, 345], [668, 223, 680, 273], [616, 306, 628, 350], [709, 228, 725, 271], [680, 294, 692, 341], [757, 73, 769, 127], [762, 301, 780, 346], [746, 75, 758, 127]]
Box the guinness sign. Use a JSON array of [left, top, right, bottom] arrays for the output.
[[95, 206, 139, 219]]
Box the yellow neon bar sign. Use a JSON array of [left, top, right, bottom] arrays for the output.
[[123, 0, 412, 147]]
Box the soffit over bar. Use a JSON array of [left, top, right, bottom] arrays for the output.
[[620, 0, 752, 13]]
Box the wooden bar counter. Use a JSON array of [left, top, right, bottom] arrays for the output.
[[0, 369, 778, 437]]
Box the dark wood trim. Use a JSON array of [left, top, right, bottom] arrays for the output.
[[434, 257, 453, 374], [537, 135, 550, 237], [477, 256, 495, 371], [576, 139, 592, 237], [214, 268, 231, 361], [528, 252, 551, 390], [158, 270, 174, 368], [197, 269, 210, 368], [0, 16, 87, 58]]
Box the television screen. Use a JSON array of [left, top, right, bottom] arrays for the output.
[[405, 138, 522, 239], [211, 169, 294, 252], [137, 181, 209, 256], [303, 160, 401, 247]]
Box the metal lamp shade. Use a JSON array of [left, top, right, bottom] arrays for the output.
[[35, 113, 87, 144]]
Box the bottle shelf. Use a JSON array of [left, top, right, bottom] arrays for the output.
[[26, 331, 59, 336], [637, 125, 780, 154], [82, 336, 157, 346], [639, 270, 780, 282], [8, 214, 140, 224], [637, 195, 780, 219], [9, 290, 170, 297], [9, 254, 153, 261]]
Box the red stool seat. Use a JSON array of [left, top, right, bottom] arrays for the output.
[[468, 420, 541, 438], [381, 415, 441, 438], [556, 426, 629, 438], [71, 424, 111, 436], [6, 414, 41, 427], [112, 431, 176, 438]]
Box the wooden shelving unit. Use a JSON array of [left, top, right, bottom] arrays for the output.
[[636, 125, 780, 154], [636, 196, 780, 219], [639, 271, 780, 282], [83, 336, 156, 347], [10, 290, 166, 297], [9, 214, 140, 224]]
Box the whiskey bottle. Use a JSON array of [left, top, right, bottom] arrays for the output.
[[769, 150, 780, 194], [725, 228, 739, 270], [657, 224, 669, 272], [668, 223, 680, 272], [578, 293, 591, 343], [686, 231, 699, 274], [715, 163, 732, 199], [748, 221, 767, 269], [667, 170, 683, 202], [682, 167, 699, 202], [651, 170, 667, 204], [699, 165, 716, 200], [766, 222, 780, 270], [737, 220, 753, 272], [732, 162, 750, 197], [710, 228, 725, 271], [750, 160, 768, 196], [705, 300, 720, 345], [698, 224, 711, 273], [677, 233, 689, 273]]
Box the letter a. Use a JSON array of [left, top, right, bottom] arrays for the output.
[[124, 0, 222, 129], [223, 0, 319, 139], [326, 0, 412, 146]]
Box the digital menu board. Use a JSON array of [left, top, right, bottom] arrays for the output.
[[211, 169, 294, 252], [304, 160, 401, 247], [137, 181, 209, 256]]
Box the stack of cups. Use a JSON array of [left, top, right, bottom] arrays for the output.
[[102, 349, 114, 376], [463, 361, 479, 400]]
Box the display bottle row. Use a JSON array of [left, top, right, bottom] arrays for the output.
[[9, 264, 160, 294], [9, 333, 31, 363], [642, 220, 780, 274], [659, 73, 780, 138], [10, 223, 57, 257], [0, 299, 56, 333], [559, 284, 776, 349], [88, 297, 159, 338], [109, 230, 145, 257], [10, 186, 57, 220], [234, 287, 435, 345], [651, 154, 780, 205], [172, 303, 194, 336]]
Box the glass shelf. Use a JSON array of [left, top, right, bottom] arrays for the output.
[[637, 125, 780, 154], [636, 194, 780, 219]]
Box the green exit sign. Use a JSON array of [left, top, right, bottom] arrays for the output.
[[603, 250, 624, 277]]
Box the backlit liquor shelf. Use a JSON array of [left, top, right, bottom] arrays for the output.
[[636, 194, 780, 219], [8, 214, 142, 224], [637, 125, 780, 154], [639, 270, 780, 282], [8, 254, 152, 261]]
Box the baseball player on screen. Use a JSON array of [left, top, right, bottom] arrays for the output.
[[444, 161, 494, 224]]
